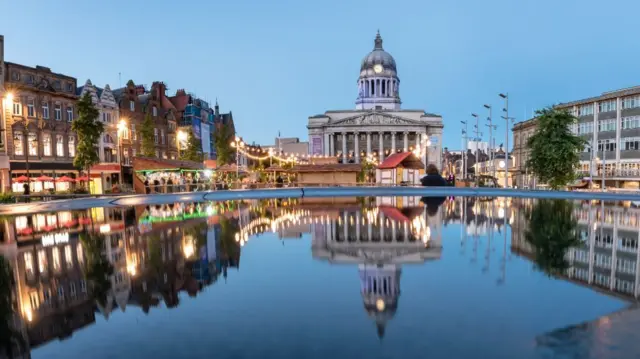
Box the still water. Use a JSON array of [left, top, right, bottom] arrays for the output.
[[1, 196, 639, 359]]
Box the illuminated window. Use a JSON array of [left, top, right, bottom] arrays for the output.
[[76, 243, 84, 265], [14, 132, 24, 156], [64, 245, 73, 268], [24, 252, 34, 277], [37, 250, 47, 273], [56, 135, 64, 157], [43, 133, 52, 156], [68, 136, 76, 157], [52, 247, 61, 272]]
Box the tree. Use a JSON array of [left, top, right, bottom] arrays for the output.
[[72, 93, 104, 184], [526, 107, 586, 189], [180, 128, 203, 162], [214, 124, 234, 165], [140, 111, 155, 157]]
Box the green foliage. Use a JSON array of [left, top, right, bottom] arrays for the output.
[[214, 124, 234, 165], [80, 232, 114, 307], [72, 93, 104, 173], [140, 111, 155, 157], [0, 193, 15, 204], [526, 107, 586, 189], [358, 160, 374, 183], [126, 79, 135, 87], [180, 128, 203, 162], [525, 199, 581, 276]]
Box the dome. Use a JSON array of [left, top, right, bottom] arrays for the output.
[[360, 31, 397, 73]]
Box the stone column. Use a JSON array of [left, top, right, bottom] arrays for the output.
[[343, 211, 348, 240], [391, 221, 397, 242], [367, 219, 372, 242], [391, 132, 396, 154], [366, 132, 372, 156], [341, 132, 347, 163], [329, 133, 334, 156], [355, 212, 361, 240], [379, 213, 385, 241], [378, 131, 384, 162], [323, 132, 330, 156], [403, 131, 408, 152], [354, 131, 360, 163], [403, 221, 409, 242]]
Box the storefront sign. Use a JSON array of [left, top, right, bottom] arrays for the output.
[[41, 232, 69, 247]]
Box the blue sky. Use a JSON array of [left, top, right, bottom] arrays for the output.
[[2, 0, 639, 150]]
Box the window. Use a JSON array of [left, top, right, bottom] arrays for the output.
[[132, 148, 137, 158], [123, 148, 130, 165], [129, 101, 135, 111], [154, 128, 158, 144], [56, 135, 64, 157], [57, 286, 64, 301], [42, 102, 49, 119], [29, 291, 39, 310], [38, 250, 47, 273], [80, 279, 87, 293], [152, 106, 157, 117], [68, 136, 75, 157], [597, 138, 616, 152], [102, 112, 112, 123], [52, 247, 61, 271], [66, 107, 73, 122], [14, 132, 24, 156], [70, 282, 77, 298], [43, 289, 51, 305], [621, 137, 640, 151], [622, 116, 640, 130], [155, 150, 160, 158], [27, 99, 35, 117], [622, 96, 640, 109], [161, 129, 165, 144], [578, 104, 594, 116], [104, 134, 114, 144], [598, 119, 616, 132], [131, 124, 136, 141], [54, 104, 61, 121], [28, 132, 37, 156], [599, 100, 617, 113], [24, 252, 34, 277], [64, 245, 73, 268], [43, 133, 51, 156], [76, 244, 84, 265], [578, 122, 594, 135], [12, 100, 22, 115]]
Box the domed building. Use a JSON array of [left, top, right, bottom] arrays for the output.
[[308, 31, 444, 168]]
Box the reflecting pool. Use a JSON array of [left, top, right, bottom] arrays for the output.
[[1, 196, 639, 358]]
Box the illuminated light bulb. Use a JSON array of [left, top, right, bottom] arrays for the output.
[[376, 299, 385, 311]]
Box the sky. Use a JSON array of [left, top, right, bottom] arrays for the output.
[[2, 0, 640, 150]]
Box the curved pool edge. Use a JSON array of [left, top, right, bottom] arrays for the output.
[[0, 187, 637, 215]]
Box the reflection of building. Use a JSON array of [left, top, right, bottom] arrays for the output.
[[359, 264, 400, 338], [510, 198, 640, 301], [307, 32, 443, 168], [310, 202, 442, 338]]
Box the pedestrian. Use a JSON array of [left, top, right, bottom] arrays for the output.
[[144, 179, 151, 194], [276, 175, 284, 188], [420, 164, 448, 187], [23, 181, 31, 203]]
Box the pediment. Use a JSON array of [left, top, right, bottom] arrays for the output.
[[331, 112, 423, 126]]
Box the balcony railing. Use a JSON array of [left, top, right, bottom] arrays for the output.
[[578, 169, 640, 178]]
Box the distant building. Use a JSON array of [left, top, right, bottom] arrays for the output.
[[169, 90, 215, 159], [263, 137, 309, 156]]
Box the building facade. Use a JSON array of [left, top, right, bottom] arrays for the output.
[[77, 79, 121, 191], [3, 62, 78, 191], [307, 32, 444, 169], [113, 80, 178, 179], [511, 118, 537, 188], [169, 90, 215, 159], [513, 86, 640, 189]]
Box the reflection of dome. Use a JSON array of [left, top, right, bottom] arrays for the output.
[[359, 264, 400, 339], [360, 31, 397, 74]]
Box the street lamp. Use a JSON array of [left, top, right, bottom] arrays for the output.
[[117, 119, 127, 185], [483, 104, 496, 181], [177, 130, 188, 159], [471, 113, 480, 187], [230, 135, 244, 188], [499, 93, 510, 188], [460, 120, 468, 179]]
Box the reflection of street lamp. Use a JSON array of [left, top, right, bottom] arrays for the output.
[[117, 119, 127, 184], [177, 130, 188, 158]]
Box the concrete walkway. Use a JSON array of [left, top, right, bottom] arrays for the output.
[[2, 186, 640, 215]]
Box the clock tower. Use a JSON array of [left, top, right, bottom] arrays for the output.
[[355, 31, 401, 111]]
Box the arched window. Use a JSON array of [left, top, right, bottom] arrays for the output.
[[381, 80, 386, 95], [104, 134, 115, 144]]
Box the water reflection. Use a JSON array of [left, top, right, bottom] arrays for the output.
[[0, 196, 639, 357]]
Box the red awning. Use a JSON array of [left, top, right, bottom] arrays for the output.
[[14, 175, 30, 183], [377, 152, 413, 169], [36, 175, 54, 182], [76, 176, 90, 182], [55, 176, 75, 183]]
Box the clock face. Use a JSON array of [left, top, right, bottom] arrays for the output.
[[373, 64, 383, 74]]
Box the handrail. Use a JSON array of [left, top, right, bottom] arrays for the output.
[[3, 186, 640, 215]]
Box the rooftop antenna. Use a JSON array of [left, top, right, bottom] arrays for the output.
[[118, 72, 121, 88]]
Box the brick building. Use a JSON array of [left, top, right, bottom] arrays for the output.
[[113, 80, 178, 182], [2, 61, 78, 192]]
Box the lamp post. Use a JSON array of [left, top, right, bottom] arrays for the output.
[[483, 104, 496, 181], [499, 93, 510, 188], [471, 113, 480, 187], [460, 120, 468, 180], [177, 130, 187, 159], [230, 135, 244, 188], [117, 119, 127, 185]]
